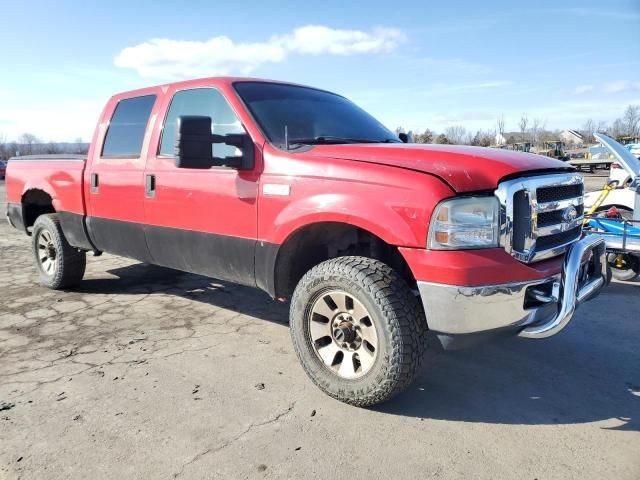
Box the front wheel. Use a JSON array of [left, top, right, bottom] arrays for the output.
[[289, 256, 426, 407], [32, 214, 86, 289]]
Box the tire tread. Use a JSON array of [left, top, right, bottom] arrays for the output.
[[32, 214, 86, 289], [290, 256, 426, 407]]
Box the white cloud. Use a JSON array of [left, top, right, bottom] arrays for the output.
[[573, 84, 594, 94], [115, 25, 405, 79], [603, 80, 640, 94], [278, 25, 405, 55]]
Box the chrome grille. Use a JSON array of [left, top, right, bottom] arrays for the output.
[[495, 173, 584, 263]]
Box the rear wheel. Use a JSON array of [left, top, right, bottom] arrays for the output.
[[289, 256, 426, 407], [32, 214, 86, 289]]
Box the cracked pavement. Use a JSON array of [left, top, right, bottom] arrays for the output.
[[1, 180, 639, 480]]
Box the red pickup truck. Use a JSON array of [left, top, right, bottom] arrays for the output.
[[5, 77, 607, 406]]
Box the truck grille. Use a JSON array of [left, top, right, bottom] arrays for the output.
[[495, 173, 584, 263]]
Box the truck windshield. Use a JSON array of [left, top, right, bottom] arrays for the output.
[[234, 82, 399, 150]]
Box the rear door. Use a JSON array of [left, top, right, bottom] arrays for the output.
[[86, 93, 157, 261], [142, 86, 260, 285]]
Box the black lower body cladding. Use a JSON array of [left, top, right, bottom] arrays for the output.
[[6, 203, 26, 232]]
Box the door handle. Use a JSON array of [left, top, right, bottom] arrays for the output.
[[145, 174, 156, 198], [90, 173, 99, 193]]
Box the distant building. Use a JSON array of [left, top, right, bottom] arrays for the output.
[[559, 130, 584, 146], [494, 131, 521, 146]]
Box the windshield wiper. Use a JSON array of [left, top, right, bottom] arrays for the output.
[[287, 136, 398, 149]]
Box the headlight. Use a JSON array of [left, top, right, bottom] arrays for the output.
[[428, 196, 499, 250]]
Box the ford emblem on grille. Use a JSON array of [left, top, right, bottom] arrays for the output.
[[563, 206, 578, 223], [496, 173, 584, 263]]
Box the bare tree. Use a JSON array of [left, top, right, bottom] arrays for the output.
[[45, 142, 61, 154], [414, 129, 434, 144], [18, 133, 41, 155], [518, 113, 529, 142], [609, 118, 626, 139], [623, 105, 640, 136], [581, 119, 596, 143], [529, 118, 543, 148], [444, 125, 467, 145], [496, 115, 505, 144], [471, 130, 493, 147], [435, 133, 450, 144], [72, 137, 83, 154]]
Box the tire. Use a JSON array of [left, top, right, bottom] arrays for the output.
[[32, 214, 86, 289], [289, 256, 426, 407], [608, 253, 640, 281]]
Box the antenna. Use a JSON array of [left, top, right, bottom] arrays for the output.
[[285, 125, 289, 150]]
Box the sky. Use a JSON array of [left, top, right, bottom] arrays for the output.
[[0, 0, 639, 142]]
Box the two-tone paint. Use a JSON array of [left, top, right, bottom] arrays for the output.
[[6, 77, 575, 300]]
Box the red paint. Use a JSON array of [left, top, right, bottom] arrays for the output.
[[399, 247, 564, 286], [5, 77, 570, 286], [307, 143, 570, 193]]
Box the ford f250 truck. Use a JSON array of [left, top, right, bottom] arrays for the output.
[[5, 78, 608, 406]]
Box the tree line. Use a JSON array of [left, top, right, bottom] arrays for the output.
[[398, 104, 640, 147], [0, 133, 88, 160], [2, 104, 639, 159]]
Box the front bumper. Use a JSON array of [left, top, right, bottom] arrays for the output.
[[417, 235, 607, 346]]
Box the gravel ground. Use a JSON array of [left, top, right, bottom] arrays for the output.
[[1, 176, 638, 480]]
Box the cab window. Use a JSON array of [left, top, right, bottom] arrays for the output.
[[160, 88, 244, 158], [102, 95, 156, 158]]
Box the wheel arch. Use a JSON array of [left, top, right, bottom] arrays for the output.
[[594, 203, 633, 212], [260, 221, 416, 299], [21, 188, 56, 234]]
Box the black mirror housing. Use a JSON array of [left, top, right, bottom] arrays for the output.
[[175, 115, 255, 170], [175, 116, 215, 169]]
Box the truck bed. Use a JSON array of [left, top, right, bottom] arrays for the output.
[[568, 157, 612, 171], [5, 154, 87, 232]]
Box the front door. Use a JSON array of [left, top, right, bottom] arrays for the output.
[[143, 87, 260, 286]]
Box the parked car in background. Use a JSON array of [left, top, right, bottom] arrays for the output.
[[586, 133, 640, 215], [607, 142, 640, 188], [0, 160, 7, 179], [609, 161, 633, 188], [5, 77, 608, 407]]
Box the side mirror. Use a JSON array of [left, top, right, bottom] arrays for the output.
[[399, 132, 409, 143], [175, 115, 255, 170]]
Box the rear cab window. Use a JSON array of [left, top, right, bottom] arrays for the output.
[[102, 95, 156, 158]]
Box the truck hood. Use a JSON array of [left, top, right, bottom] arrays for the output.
[[307, 143, 572, 192], [594, 132, 640, 179]]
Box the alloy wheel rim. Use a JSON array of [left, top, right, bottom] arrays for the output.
[[37, 229, 57, 275], [308, 290, 378, 379]]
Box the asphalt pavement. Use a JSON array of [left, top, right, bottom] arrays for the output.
[[0, 177, 638, 480]]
